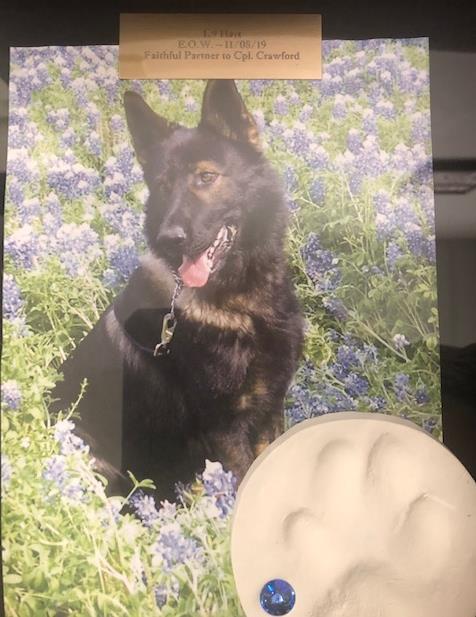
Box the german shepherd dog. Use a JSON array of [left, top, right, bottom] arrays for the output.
[[51, 80, 304, 500]]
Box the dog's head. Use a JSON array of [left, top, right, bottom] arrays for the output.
[[124, 80, 286, 290]]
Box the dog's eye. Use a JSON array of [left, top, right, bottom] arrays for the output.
[[198, 171, 218, 185]]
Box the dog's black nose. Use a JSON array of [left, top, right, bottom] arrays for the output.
[[157, 225, 187, 253]]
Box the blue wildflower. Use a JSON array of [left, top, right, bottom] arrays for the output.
[[415, 387, 430, 405], [104, 235, 139, 284], [130, 490, 159, 527], [394, 373, 410, 401], [54, 419, 89, 455], [249, 80, 267, 96], [5, 225, 39, 269], [1, 380, 22, 410], [154, 578, 179, 608], [347, 128, 362, 154], [43, 455, 69, 487], [344, 373, 369, 398], [201, 459, 236, 518], [274, 94, 288, 115], [301, 233, 340, 292], [386, 242, 403, 271], [309, 178, 325, 203], [422, 417, 437, 434], [153, 523, 204, 572], [2, 274, 24, 321], [367, 396, 386, 411]]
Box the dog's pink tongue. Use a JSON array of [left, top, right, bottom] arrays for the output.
[[179, 251, 210, 288]]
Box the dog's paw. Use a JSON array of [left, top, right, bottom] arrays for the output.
[[232, 414, 476, 617]]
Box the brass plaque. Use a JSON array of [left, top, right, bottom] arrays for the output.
[[119, 13, 322, 79]]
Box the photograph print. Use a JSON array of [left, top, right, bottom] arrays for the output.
[[2, 39, 440, 616]]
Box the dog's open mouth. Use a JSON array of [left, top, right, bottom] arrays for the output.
[[178, 225, 237, 288]]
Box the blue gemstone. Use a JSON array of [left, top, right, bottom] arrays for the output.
[[260, 579, 296, 615]]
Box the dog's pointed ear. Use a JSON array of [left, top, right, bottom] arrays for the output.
[[200, 80, 261, 150], [124, 91, 177, 166]]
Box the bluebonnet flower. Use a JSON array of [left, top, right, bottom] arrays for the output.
[[358, 136, 386, 178], [392, 333, 410, 350], [321, 72, 344, 97], [273, 94, 288, 115], [290, 121, 311, 154], [8, 148, 40, 185], [288, 89, 300, 106], [344, 68, 363, 95], [18, 196, 41, 224], [8, 122, 41, 149], [43, 192, 63, 233], [309, 178, 325, 203], [153, 522, 204, 572], [104, 235, 139, 285], [47, 158, 100, 198], [367, 396, 386, 411], [344, 373, 369, 397], [301, 233, 341, 292], [336, 343, 360, 370], [386, 242, 403, 271], [411, 111, 430, 143], [43, 455, 69, 487], [286, 383, 327, 423], [60, 127, 77, 148], [201, 459, 236, 518], [47, 107, 70, 131], [130, 490, 159, 527], [299, 103, 313, 122], [332, 94, 348, 119], [104, 170, 128, 198], [283, 165, 298, 193], [422, 417, 437, 434], [394, 373, 410, 401], [2, 274, 24, 321], [54, 419, 89, 455], [5, 225, 39, 269], [9, 106, 28, 128], [1, 380, 22, 410], [2, 455, 12, 487], [362, 108, 376, 133], [322, 296, 348, 321], [154, 578, 179, 608], [249, 80, 267, 96], [43, 454, 85, 502], [286, 359, 360, 426], [415, 386, 430, 405], [55, 223, 102, 277], [113, 143, 137, 176], [305, 143, 330, 169], [85, 102, 100, 129], [7, 178, 24, 206], [375, 100, 396, 118], [110, 113, 125, 132], [158, 500, 177, 520], [268, 119, 285, 141], [84, 131, 102, 156], [62, 481, 85, 501], [156, 80, 171, 97], [347, 128, 362, 154]]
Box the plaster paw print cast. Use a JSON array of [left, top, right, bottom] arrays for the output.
[[231, 412, 476, 617]]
